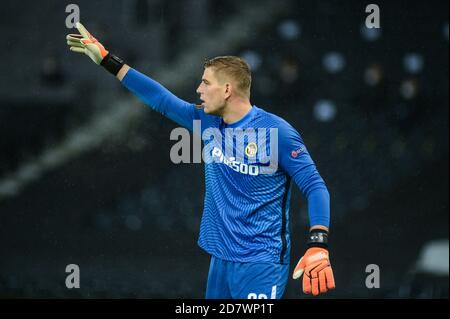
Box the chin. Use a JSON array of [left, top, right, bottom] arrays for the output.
[[204, 105, 224, 116], [203, 105, 215, 114]]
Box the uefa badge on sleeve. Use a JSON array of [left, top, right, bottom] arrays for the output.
[[291, 146, 305, 158]]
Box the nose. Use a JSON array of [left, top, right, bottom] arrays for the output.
[[197, 82, 205, 95]]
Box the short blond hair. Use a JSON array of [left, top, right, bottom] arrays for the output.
[[204, 56, 252, 98]]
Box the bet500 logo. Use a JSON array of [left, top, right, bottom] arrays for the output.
[[212, 147, 259, 176]]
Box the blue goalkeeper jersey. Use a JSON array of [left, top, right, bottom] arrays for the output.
[[122, 68, 330, 264]]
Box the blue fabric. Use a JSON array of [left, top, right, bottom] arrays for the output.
[[122, 68, 330, 264], [205, 256, 289, 299], [122, 68, 205, 131]]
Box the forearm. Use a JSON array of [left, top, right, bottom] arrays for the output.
[[289, 162, 330, 229], [66, 24, 199, 130], [306, 186, 330, 228]]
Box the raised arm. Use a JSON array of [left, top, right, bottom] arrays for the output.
[[66, 22, 203, 131]]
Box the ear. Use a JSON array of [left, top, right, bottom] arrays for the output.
[[224, 83, 232, 100]]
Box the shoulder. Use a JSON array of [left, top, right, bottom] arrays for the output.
[[254, 106, 302, 141], [193, 105, 222, 128]]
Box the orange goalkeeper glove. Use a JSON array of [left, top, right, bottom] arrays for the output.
[[66, 22, 124, 76], [293, 230, 335, 296], [66, 22, 109, 65]]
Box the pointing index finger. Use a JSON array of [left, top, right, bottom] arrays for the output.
[[76, 22, 91, 39]]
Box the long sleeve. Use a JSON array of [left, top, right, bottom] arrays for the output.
[[121, 68, 204, 131], [278, 122, 330, 227]]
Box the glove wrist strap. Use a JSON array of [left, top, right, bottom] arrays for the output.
[[101, 53, 124, 76], [307, 229, 329, 249]]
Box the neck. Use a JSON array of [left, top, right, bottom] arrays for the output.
[[222, 99, 252, 125]]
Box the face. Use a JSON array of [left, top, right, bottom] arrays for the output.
[[196, 67, 230, 115]]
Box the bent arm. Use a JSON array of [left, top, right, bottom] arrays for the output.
[[278, 124, 330, 231]]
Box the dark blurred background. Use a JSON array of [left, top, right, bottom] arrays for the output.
[[0, 0, 448, 298]]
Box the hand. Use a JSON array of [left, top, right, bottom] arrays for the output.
[[66, 22, 109, 65], [292, 247, 335, 296]]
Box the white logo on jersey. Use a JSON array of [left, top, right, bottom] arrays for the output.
[[212, 147, 259, 176], [170, 121, 279, 174]]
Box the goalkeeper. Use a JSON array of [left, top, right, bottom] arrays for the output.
[[66, 22, 335, 298]]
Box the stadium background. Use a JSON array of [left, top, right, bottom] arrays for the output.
[[0, 0, 448, 298]]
